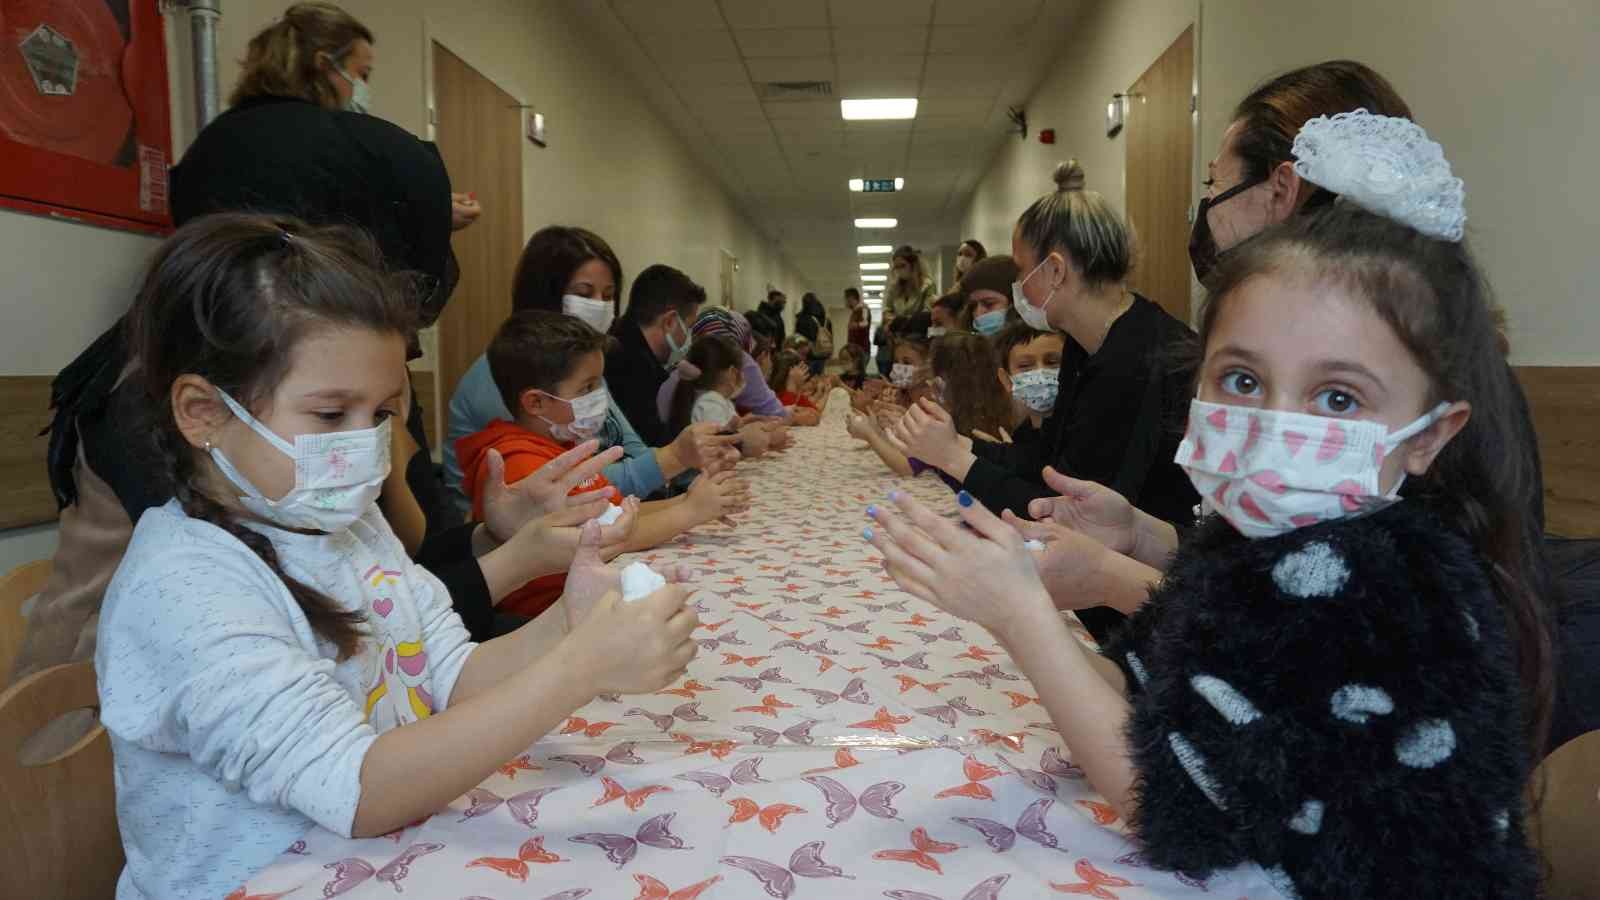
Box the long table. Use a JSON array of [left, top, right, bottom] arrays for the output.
[[238, 402, 1281, 898]]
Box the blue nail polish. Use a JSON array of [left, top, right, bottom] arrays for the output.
[[866, 504, 879, 519], [888, 490, 902, 502], [863, 526, 875, 541], [957, 491, 974, 508]]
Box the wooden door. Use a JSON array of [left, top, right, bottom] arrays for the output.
[[1124, 26, 1195, 322], [430, 42, 524, 418]]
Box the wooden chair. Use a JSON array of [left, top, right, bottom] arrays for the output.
[[1531, 729, 1600, 898], [0, 661, 123, 899], [0, 559, 52, 678]]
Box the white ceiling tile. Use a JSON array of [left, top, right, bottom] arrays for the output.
[[668, 60, 755, 85], [933, 0, 1043, 25], [761, 99, 840, 120], [928, 25, 1031, 54], [828, 0, 934, 26], [918, 79, 1001, 101], [612, 0, 725, 31], [916, 97, 995, 118], [735, 28, 832, 57], [836, 56, 925, 83], [637, 29, 743, 61], [829, 26, 925, 57], [745, 56, 835, 83], [720, 0, 830, 28], [835, 76, 921, 98]]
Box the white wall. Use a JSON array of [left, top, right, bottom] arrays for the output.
[[961, 0, 1599, 366], [960, 0, 1198, 267], [0, 0, 807, 564]]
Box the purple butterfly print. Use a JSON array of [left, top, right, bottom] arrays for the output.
[[914, 696, 989, 727], [798, 677, 871, 706], [463, 894, 591, 900], [1114, 851, 1210, 890], [774, 639, 841, 655], [1025, 721, 1061, 734], [758, 666, 794, 684], [455, 786, 561, 827], [675, 770, 733, 797], [951, 798, 1067, 853], [998, 756, 1059, 797], [761, 609, 796, 623], [866, 651, 931, 670], [595, 693, 622, 704], [321, 841, 444, 895], [1041, 746, 1085, 779], [909, 626, 965, 644], [720, 840, 855, 898], [812, 579, 859, 590], [677, 756, 769, 795], [945, 665, 1021, 689], [731, 756, 770, 784], [607, 741, 645, 764], [285, 839, 308, 855], [789, 593, 825, 606], [549, 754, 606, 777], [814, 619, 871, 634], [802, 774, 905, 827], [862, 600, 910, 613], [623, 701, 709, 733], [569, 812, 688, 869], [717, 666, 790, 693], [883, 873, 1012, 900], [736, 718, 819, 747], [696, 630, 750, 651]]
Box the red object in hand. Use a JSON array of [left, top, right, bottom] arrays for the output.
[[1039, 128, 1056, 144]]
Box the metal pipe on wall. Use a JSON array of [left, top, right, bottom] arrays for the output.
[[179, 0, 223, 128]]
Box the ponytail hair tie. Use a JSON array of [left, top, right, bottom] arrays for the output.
[[676, 360, 703, 380]]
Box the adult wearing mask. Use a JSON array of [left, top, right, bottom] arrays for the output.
[[751, 290, 788, 347], [883, 245, 936, 326], [953, 239, 987, 284], [606, 264, 705, 447], [890, 160, 1197, 644], [445, 226, 737, 512], [794, 293, 835, 376], [844, 287, 871, 352], [961, 255, 1021, 337], [16, 3, 581, 688]]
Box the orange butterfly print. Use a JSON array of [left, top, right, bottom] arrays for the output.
[[894, 675, 948, 694], [464, 835, 565, 881], [935, 755, 1004, 800], [970, 729, 1028, 752], [816, 605, 851, 619], [721, 653, 772, 668], [497, 754, 541, 779], [671, 732, 736, 759], [1077, 799, 1120, 826], [851, 706, 912, 734], [726, 797, 807, 833], [736, 693, 797, 717], [871, 826, 963, 875], [656, 679, 715, 699], [733, 600, 770, 610], [772, 627, 815, 640], [1050, 859, 1137, 897], [804, 747, 862, 775], [560, 717, 620, 738], [955, 645, 1003, 662], [896, 613, 933, 627], [225, 890, 294, 900], [594, 775, 673, 811], [699, 618, 734, 632], [1003, 691, 1041, 709], [859, 636, 903, 651], [633, 873, 722, 900]]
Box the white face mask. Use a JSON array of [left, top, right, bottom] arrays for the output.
[[209, 389, 390, 532], [538, 385, 610, 443], [1176, 398, 1451, 539], [926, 326, 948, 338], [563, 294, 615, 334], [1010, 367, 1060, 414], [335, 66, 371, 115], [889, 363, 918, 388], [664, 314, 692, 368], [1012, 256, 1057, 332]]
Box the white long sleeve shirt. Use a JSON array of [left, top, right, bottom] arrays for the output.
[[96, 500, 476, 900]]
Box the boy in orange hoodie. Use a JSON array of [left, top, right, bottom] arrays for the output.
[[458, 310, 749, 618]]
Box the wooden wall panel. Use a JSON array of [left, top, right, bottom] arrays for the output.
[[1517, 366, 1600, 538], [1124, 26, 1195, 322], [0, 377, 56, 530]]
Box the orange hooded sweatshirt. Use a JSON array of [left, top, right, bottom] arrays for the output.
[[455, 419, 617, 618]]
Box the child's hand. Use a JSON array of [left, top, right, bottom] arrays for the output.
[[864, 490, 1056, 643], [596, 496, 640, 560], [766, 424, 794, 451], [999, 511, 1116, 611], [1027, 467, 1138, 556], [482, 442, 624, 543], [561, 521, 618, 628], [686, 470, 741, 522], [737, 423, 772, 457], [891, 399, 960, 470], [571, 585, 699, 695], [671, 422, 741, 472], [846, 411, 878, 442]]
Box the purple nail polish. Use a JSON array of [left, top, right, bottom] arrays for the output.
[[866, 504, 878, 518]]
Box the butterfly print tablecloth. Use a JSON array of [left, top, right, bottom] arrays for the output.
[[240, 403, 1284, 899]]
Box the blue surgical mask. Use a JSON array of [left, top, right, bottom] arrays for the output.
[[973, 309, 1007, 336], [335, 66, 371, 115], [664, 314, 691, 368]]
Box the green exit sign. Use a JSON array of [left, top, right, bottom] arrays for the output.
[[863, 179, 898, 192]]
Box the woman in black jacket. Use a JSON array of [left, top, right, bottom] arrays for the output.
[[793, 292, 834, 376]]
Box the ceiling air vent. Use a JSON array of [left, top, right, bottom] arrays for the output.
[[759, 81, 833, 102]]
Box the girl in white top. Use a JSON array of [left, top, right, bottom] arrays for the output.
[[96, 214, 700, 900], [666, 334, 745, 434]]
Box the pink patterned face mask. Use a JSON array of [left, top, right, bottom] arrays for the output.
[[1175, 398, 1450, 539]]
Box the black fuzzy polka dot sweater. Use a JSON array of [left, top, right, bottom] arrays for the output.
[[1105, 501, 1539, 899]]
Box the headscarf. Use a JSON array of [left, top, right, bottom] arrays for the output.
[[692, 306, 754, 353]]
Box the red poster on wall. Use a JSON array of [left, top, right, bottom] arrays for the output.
[[0, 0, 173, 234]]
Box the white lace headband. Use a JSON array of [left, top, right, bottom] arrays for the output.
[[1291, 109, 1466, 242]]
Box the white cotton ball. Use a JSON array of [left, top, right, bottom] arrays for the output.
[[1023, 539, 1045, 552], [620, 561, 666, 603], [594, 504, 624, 526]]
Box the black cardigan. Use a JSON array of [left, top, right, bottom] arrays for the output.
[[1105, 502, 1537, 898]]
